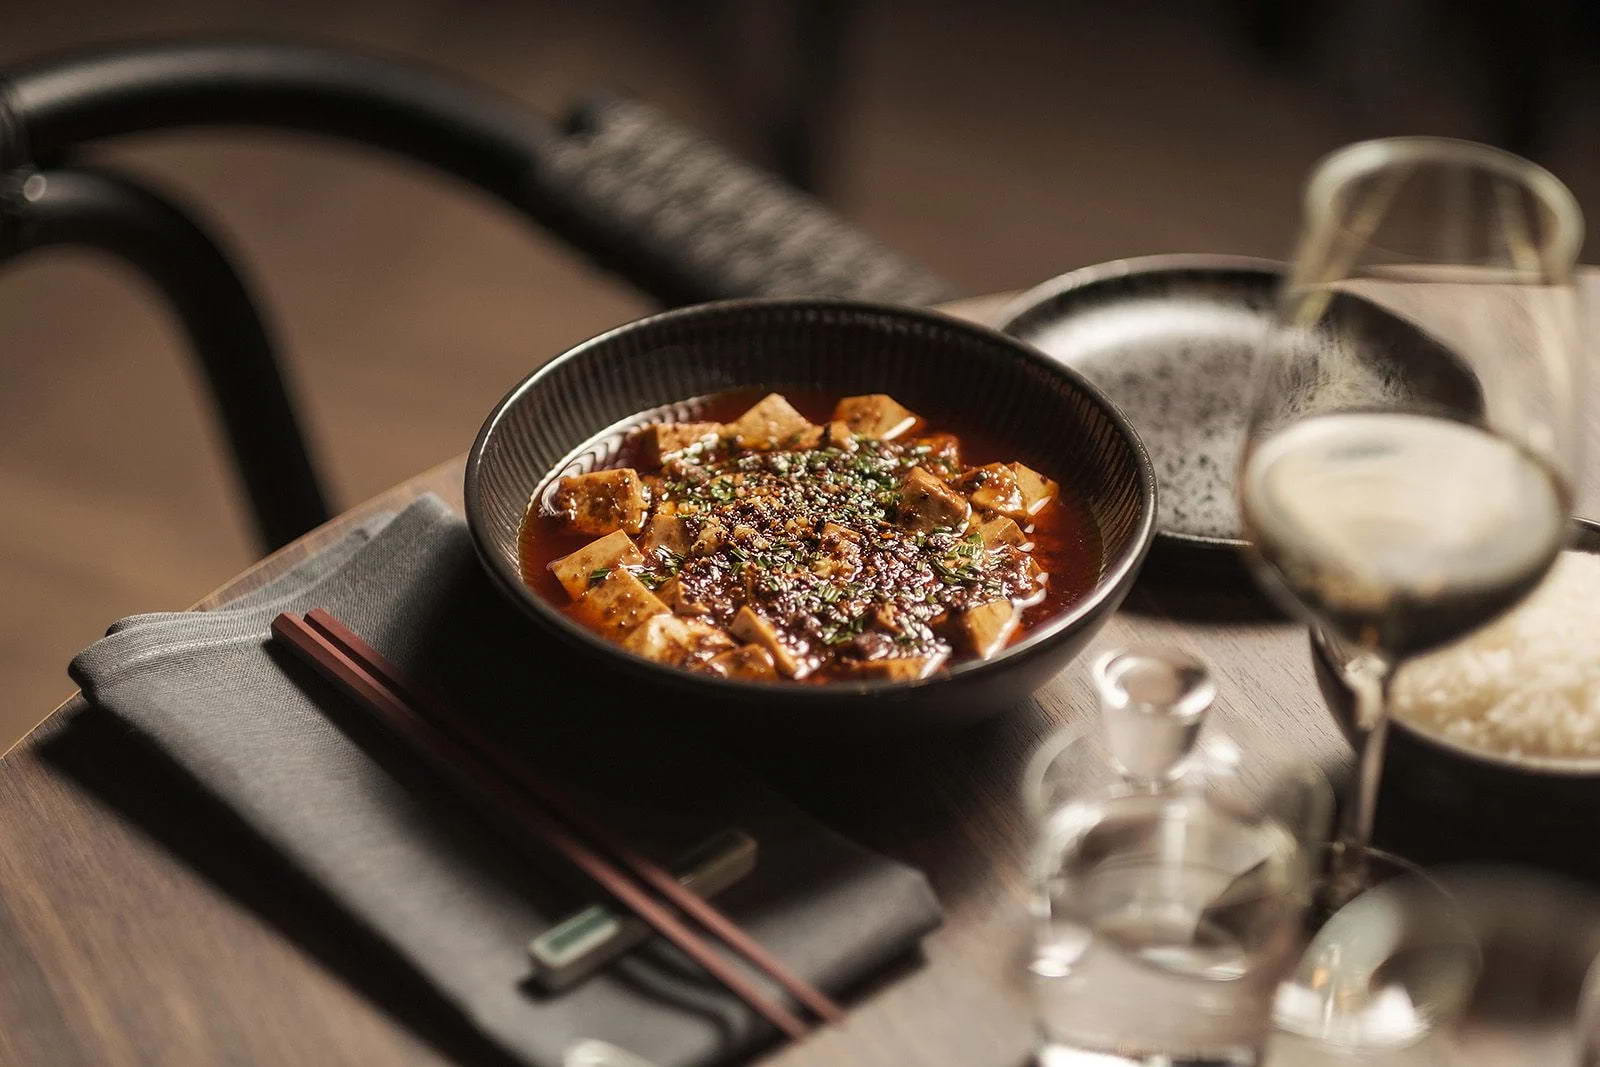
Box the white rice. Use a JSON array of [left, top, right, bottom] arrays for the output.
[[1394, 552, 1600, 762]]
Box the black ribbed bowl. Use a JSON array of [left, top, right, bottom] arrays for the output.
[[465, 299, 1157, 733]]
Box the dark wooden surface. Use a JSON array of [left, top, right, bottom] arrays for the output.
[[3, 292, 1597, 1066]]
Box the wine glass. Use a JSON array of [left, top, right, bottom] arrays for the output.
[[1239, 137, 1583, 1044], [1580, 949, 1600, 1066]]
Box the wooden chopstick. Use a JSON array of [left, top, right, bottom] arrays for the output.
[[301, 608, 846, 1026], [270, 612, 812, 1040]]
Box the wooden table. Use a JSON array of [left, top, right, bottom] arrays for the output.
[[3, 292, 1597, 1066]]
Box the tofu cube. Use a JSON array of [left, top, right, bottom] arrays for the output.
[[730, 606, 806, 678], [621, 614, 735, 666], [820, 521, 862, 543], [572, 569, 669, 640], [907, 432, 961, 472], [824, 420, 857, 451], [963, 463, 1025, 519], [832, 394, 921, 440], [789, 424, 825, 450], [641, 422, 721, 467], [1008, 462, 1059, 517], [547, 530, 646, 600], [656, 576, 710, 616], [961, 600, 1020, 659], [704, 644, 779, 681], [554, 469, 649, 535], [975, 515, 1027, 549], [810, 556, 858, 580], [690, 517, 727, 556], [899, 466, 971, 533], [838, 655, 944, 682], [1022, 554, 1048, 592], [723, 393, 818, 450], [641, 512, 692, 559], [810, 521, 862, 579]]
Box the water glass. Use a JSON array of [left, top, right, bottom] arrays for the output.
[[1577, 949, 1600, 1066], [1025, 648, 1313, 1065]]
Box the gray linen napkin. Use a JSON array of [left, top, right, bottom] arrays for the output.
[[70, 495, 941, 1067]]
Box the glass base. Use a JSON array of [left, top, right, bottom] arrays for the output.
[[1266, 1029, 1457, 1066], [1272, 847, 1480, 1050], [1037, 1041, 1259, 1066]]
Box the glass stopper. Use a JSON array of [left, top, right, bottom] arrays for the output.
[[1093, 646, 1215, 787]]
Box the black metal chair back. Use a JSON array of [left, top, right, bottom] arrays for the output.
[[0, 39, 954, 548]]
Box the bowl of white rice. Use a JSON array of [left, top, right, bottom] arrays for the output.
[[1394, 550, 1600, 768], [1311, 529, 1600, 875]]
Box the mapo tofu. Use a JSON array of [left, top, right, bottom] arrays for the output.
[[521, 390, 1101, 683]]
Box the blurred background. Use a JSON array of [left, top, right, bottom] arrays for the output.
[[4, 0, 1600, 746]]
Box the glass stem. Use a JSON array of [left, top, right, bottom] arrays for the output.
[[1331, 654, 1395, 897]]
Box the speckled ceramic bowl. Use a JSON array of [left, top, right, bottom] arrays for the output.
[[1000, 255, 1279, 556], [465, 299, 1157, 733], [998, 255, 1478, 580]]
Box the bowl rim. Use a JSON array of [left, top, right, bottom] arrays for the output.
[[996, 252, 1287, 553], [464, 296, 1159, 700]]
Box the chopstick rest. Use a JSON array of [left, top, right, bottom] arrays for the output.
[[530, 830, 758, 993]]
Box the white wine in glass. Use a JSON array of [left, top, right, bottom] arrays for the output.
[[1242, 410, 1569, 660]]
